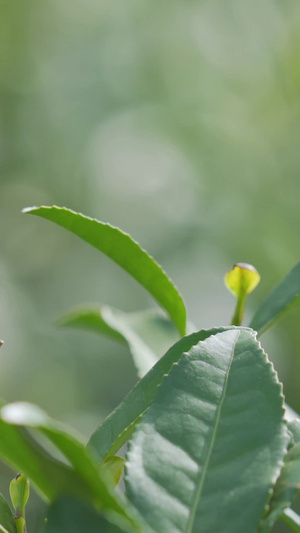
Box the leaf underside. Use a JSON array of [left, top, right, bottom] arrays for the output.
[[125, 329, 288, 533], [249, 261, 300, 335], [59, 305, 179, 378], [259, 421, 300, 532], [24, 206, 187, 336], [0, 493, 16, 533]]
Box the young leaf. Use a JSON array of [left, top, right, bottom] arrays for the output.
[[260, 457, 300, 530], [23, 206, 187, 336], [59, 306, 179, 377], [125, 329, 289, 533], [259, 419, 300, 532], [88, 327, 235, 461], [0, 403, 137, 524], [0, 415, 82, 501], [99, 457, 125, 487], [44, 496, 142, 533], [249, 261, 300, 335], [10, 474, 30, 517], [225, 263, 260, 326], [0, 494, 16, 533]]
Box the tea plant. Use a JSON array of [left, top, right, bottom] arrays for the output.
[[0, 205, 300, 533]]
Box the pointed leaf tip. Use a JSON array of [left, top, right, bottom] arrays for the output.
[[23, 205, 187, 335], [22, 206, 41, 214]]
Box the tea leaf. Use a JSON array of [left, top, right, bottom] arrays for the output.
[[125, 329, 288, 533], [88, 327, 246, 461], [59, 306, 179, 377], [23, 206, 187, 336], [0, 494, 16, 533], [250, 262, 300, 335]]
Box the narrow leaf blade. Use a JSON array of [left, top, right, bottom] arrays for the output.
[[0, 494, 16, 533], [249, 262, 300, 335], [23, 206, 187, 335], [59, 306, 179, 377], [0, 416, 81, 501], [125, 329, 288, 533], [87, 327, 234, 461], [0, 403, 135, 523], [260, 429, 300, 533]]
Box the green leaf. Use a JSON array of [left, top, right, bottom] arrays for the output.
[[0, 494, 16, 533], [99, 457, 126, 487], [58, 305, 126, 343], [0, 403, 136, 524], [249, 261, 300, 335], [59, 306, 179, 377], [23, 206, 187, 336], [225, 263, 260, 326], [88, 327, 234, 462], [289, 419, 300, 445], [44, 496, 141, 533], [277, 442, 300, 489], [10, 473, 30, 519], [125, 329, 288, 533], [259, 419, 300, 532], [0, 415, 81, 501], [281, 508, 300, 532]]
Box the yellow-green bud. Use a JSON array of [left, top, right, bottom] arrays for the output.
[[225, 263, 260, 298], [225, 263, 260, 326], [9, 474, 30, 516]]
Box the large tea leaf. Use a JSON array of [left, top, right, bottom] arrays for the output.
[[0, 494, 16, 533], [125, 329, 288, 533], [250, 262, 300, 335], [88, 327, 233, 461], [23, 206, 187, 336], [59, 305, 179, 377]]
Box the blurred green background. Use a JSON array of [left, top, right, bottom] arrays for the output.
[[1, 0, 300, 529]]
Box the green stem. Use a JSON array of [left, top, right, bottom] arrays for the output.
[[280, 508, 300, 532], [231, 294, 247, 326], [14, 517, 26, 533]]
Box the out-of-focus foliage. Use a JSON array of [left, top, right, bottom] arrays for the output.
[[1, 0, 300, 529]]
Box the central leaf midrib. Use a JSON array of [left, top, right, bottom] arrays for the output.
[[185, 330, 240, 533]]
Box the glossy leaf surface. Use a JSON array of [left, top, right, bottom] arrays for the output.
[[0, 494, 16, 533], [250, 261, 300, 335], [88, 327, 233, 461], [59, 306, 179, 377], [125, 329, 288, 533], [24, 206, 187, 335]]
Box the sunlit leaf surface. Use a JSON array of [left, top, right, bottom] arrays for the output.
[[24, 206, 187, 336], [125, 329, 288, 533]]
